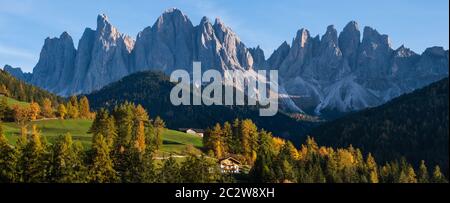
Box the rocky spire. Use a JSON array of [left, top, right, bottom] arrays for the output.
[[249, 46, 266, 69], [30, 32, 76, 94], [279, 28, 314, 77], [267, 41, 290, 70], [338, 21, 360, 60], [69, 14, 135, 95], [134, 8, 194, 73]]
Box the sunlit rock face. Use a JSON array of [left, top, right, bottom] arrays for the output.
[[19, 9, 448, 115]]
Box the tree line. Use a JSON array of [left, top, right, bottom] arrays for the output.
[[0, 95, 94, 124], [0, 102, 230, 183], [203, 120, 448, 183], [0, 103, 447, 183], [0, 70, 62, 105]]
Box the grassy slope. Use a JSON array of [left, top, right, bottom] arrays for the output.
[[3, 119, 203, 155], [1, 95, 30, 107]]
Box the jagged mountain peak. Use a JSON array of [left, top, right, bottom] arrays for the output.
[[423, 46, 447, 56], [394, 45, 417, 57], [154, 7, 192, 28], [293, 28, 311, 47], [343, 21, 360, 31], [45, 31, 74, 44], [96, 13, 113, 31], [15, 8, 448, 117], [322, 25, 338, 43], [280, 41, 290, 48], [200, 16, 211, 24], [60, 31, 72, 39], [362, 26, 391, 48]]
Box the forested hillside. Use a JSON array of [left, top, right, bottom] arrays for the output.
[[0, 70, 63, 104], [311, 78, 449, 173], [86, 71, 315, 142]]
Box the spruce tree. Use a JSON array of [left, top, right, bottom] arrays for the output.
[[159, 157, 181, 183], [41, 98, 54, 118], [431, 166, 448, 183], [417, 160, 429, 183], [250, 130, 275, 183], [0, 123, 18, 182], [78, 96, 91, 119], [50, 133, 87, 183], [88, 134, 117, 183], [58, 103, 67, 119], [152, 116, 165, 150], [89, 109, 117, 147], [366, 153, 379, 183], [17, 125, 48, 182]]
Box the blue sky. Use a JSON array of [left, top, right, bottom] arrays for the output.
[[0, 0, 448, 72]]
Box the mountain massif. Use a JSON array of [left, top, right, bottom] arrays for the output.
[[310, 78, 449, 172], [5, 8, 449, 115]]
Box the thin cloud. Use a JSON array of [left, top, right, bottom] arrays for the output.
[[0, 44, 37, 61], [0, 44, 38, 70]]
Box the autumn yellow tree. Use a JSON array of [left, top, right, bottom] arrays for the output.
[[134, 104, 149, 122], [0, 84, 9, 96], [41, 98, 54, 118], [240, 119, 258, 163], [28, 102, 41, 120], [12, 105, 29, 124], [79, 96, 91, 119], [66, 102, 79, 119], [366, 153, 379, 183], [58, 104, 67, 119], [133, 121, 146, 153]]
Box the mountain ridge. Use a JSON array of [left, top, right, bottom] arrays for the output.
[[4, 8, 449, 116]]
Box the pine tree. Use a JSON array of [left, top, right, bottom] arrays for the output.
[[78, 96, 91, 119], [133, 121, 146, 153], [50, 133, 87, 183], [0, 96, 8, 121], [58, 103, 67, 119], [41, 98, 54, 118], [431, 166, 448, 183], [134, 104, 149, 122], [159, 157, 181, 183], [12, 105, 29, 124], [240, 119, 258, 163], [113, 103, 134, 151], [0, 123, 18, 182], [180, 155, 220, 183], [399, 165, 417, 183], [88, 134, 117, 183], [250, 130, 275, 183], [0, 84, 9, 96], [66, 101, 79, 119], [231, 118, 241, 154], [152, 116, 165, 150], [69, 96, 79, 109], [28, 102, 40, 120], [222, 122, 232, 154], [366, 153, 379, 183], [89, 109, 117, 147], [211, 123, 224, 158], [17, 125, 48, 182], [417, 160, 429, 183]]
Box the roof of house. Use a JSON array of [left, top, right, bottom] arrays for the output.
[[219, 156, 241, 164], [179, 128, 205, 133]]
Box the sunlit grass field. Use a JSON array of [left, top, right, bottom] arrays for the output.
[[2, 119, 203, 155]]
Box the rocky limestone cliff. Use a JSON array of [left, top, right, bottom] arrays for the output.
[[11, 8, 449, 116]]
